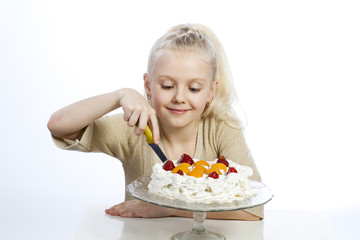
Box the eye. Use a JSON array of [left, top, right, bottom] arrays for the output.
[[189, 87, 200, 93], [161, 85, 174, 90], [189, 83, 202, 93]]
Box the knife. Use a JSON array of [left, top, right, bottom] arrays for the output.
[[143, 125, 168, 162]]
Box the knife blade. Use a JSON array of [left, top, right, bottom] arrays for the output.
[[143, 125, 168, 162]]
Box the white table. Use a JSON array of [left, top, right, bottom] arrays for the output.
[[74, 204, 350, 240]]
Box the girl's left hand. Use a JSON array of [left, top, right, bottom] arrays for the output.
[[105, 200, 172, 218]]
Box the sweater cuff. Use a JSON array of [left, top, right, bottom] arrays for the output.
[[244, 205, 264, 220], [51, 123, 94, 152]]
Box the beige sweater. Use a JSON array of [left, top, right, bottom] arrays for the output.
[[52, 113, 264, 218]]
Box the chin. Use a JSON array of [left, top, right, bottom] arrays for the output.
[[165, 118, 199, 129]]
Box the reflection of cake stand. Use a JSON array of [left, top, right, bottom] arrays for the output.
[[127, 176, 273, 240]]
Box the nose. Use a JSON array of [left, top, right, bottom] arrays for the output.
[[172, 87, 186, 104]]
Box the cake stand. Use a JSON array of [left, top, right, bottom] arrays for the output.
[[127, 176, 273, 240]]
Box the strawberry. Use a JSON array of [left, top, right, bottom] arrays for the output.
[[217, 156, 229, 167], [227, 167, 237, 174], [208, 171, 219, 179], [163, 160, 175, 171], [176, 170, 184, 175], [179, 154, 194, 165]]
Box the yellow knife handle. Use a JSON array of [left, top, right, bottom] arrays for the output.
[[144, 125, 154, 144], [135, 122, 154, 144]]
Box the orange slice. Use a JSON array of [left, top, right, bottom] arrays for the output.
[[192, 165, 207, 173], [171, 163, 191, 174], [205, 167, 222, 175], [193, 160, 210, 168], [187, 168, 205, 178], [210, 163, 227, 172]]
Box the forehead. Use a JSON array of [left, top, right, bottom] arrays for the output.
[[151, 50, 212, 81]]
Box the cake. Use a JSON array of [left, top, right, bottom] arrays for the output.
[[148, 154, 255, 203]]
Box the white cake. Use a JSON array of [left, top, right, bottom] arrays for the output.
[[148, 156, 255, 203]]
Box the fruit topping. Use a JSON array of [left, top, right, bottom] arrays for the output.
[[187, 168, 204, 178], [192, 165, 207, 173], [208, 171, 219, 179], [171, 163, 191, 174], [227, 167, 238, 174], [210, 163, 227, 172], [205, 167, 222, 175], [163, 160, 175, 171], [217, 156, 229, 167], [193, 160, 210, 168], [164, 155, 235, 179], [179, 154, 194, 165]]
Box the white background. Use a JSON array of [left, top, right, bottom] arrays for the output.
[[1, 0, 359, 239]]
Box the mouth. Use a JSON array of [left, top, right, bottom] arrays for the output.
[[166, 108, 190, 115]]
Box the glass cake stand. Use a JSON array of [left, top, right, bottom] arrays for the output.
[[127, 176, 273, 240]]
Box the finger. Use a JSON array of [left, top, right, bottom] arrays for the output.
[[117, 200, 148, 218], [106, 203, 121, 212], [114, 205, 140, 218], [119, 211, 138, 218], [110, 200, 136, 211], [106, 209, 119, 216], [107, 207, 131, 217], [105, 202, 129, 216], [127, 109, 141, 128], [134, 112, 148, 136], [123, 107, 133, 122], [148, 112, 160, 144]]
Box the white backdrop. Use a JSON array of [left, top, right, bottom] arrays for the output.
[[1, 0, 359, 239]]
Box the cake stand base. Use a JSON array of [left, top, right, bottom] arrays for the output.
[[170, 212, 226, 240], [171, 231, 225, 240]]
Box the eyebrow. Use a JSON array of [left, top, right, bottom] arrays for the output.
[[158, 74, 208, 83]]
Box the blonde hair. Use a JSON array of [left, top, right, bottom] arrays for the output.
[[147, 23, 241, 128]]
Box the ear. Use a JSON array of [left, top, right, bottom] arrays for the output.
[[144, 73, 151, 96], [207, 80, 218, 103]]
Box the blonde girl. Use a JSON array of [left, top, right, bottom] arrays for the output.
[[48, 24, 263, 220]]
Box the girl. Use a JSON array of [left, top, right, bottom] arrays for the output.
[[48, 24, 263, 220]]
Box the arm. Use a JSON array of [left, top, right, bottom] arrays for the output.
[[47, 88, 160, 142], [106, 200, 261, 220], [168, 208, 261, 221]]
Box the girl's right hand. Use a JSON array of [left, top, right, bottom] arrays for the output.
[[48, 88, 160, 144], [118, 88, 160, 144]]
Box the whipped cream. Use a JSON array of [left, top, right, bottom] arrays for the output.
[[148, 159, 255, 203]]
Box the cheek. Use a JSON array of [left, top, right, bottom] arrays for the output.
[[151, 93, 168, 110], [191, 94, 208, 110]]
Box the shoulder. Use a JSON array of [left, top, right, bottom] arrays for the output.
[[201, 117, 243, 138], [200, 117, 246, 155]]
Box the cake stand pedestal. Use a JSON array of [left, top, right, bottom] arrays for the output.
[[127, 177, 273, 240], [171, 211, 225, 240]]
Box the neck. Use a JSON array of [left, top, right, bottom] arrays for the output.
[[160, 121, 199, 160]]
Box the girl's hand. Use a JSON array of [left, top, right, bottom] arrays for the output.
[[118, 89, 160, 144], [48, 88, 159, 143], [105, 200, 259, 220], [105, 200, 172, 218]]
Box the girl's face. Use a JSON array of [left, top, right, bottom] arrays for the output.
[[144, 51, 217, 130]]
